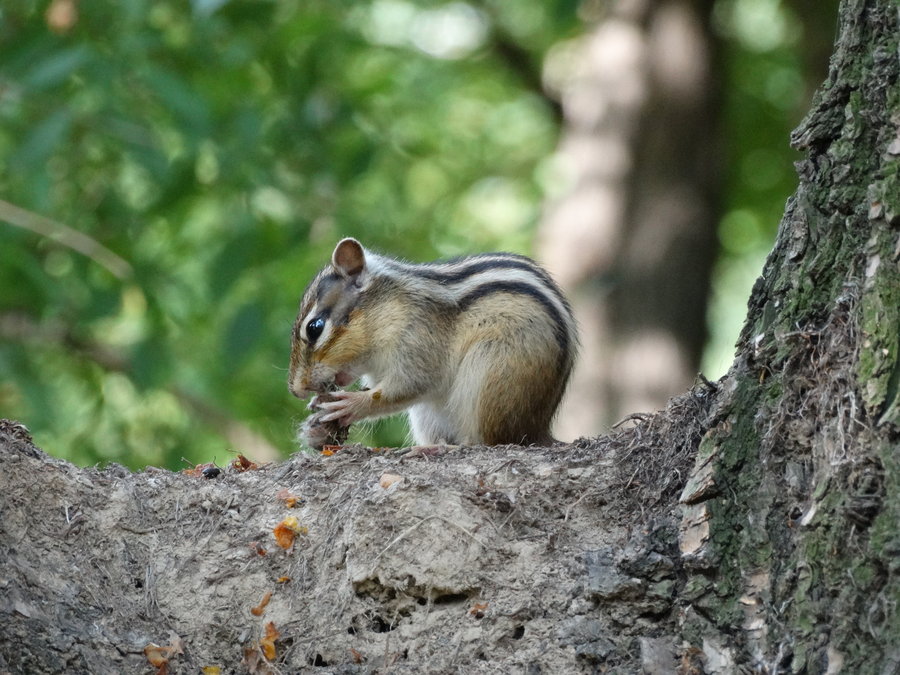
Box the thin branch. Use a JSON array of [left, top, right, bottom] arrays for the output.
[[488, 30, 563, 124], [0, 199, 133, 280]]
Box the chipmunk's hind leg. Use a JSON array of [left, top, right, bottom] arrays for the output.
[[448, 339, 560, 446], [448, 291, 572, 446]]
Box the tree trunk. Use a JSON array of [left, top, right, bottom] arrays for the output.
[[1, 1, 898, 673], [539, 0, 721, 438]]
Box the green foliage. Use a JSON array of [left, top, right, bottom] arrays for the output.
[[703, 0, 840, 376], [0, 0, 837, 468], [0, 0, 577, 468]]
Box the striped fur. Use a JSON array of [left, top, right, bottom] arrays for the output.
[[373, 250, 575, 364], [289, 239, 578, 446]]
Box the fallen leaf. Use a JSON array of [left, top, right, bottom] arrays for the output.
[[201, 667, 222, 675], [232, 454, 259, 472], [276, 576, 291, 584], [260, 622, 280, 660], [273, 516, 308, 550], [143, 638, 184, 675], [275, 489, 302, 508], [350, 648, 365, 663], [144, 643, 169, 668], [251, 591, 273, 616], [272, 523, 295, 550]]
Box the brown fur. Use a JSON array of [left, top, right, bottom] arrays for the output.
[[456, 293, 567, 445], [290, 239, 576, 446]]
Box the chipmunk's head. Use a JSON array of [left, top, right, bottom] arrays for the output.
[[288, 238, 373, 398]]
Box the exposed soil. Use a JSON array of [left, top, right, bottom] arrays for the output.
[[0, 384, 716, 674]]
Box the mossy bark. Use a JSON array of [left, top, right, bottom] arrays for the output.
[[678, 0, 900, 670]]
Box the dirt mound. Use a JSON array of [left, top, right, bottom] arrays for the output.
[[0, 389, 715, 673]]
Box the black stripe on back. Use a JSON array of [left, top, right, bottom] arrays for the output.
[[456, 281, 571, 372], [392, 256, 572, 314]]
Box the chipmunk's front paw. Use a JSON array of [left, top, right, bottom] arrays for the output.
[[317, 390, 371, 426], [299, 410, 349, 450]]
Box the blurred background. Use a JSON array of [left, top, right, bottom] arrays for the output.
[[0, 0, 838, 469]]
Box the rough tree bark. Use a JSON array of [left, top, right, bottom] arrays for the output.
[[1, 1, 898, 673]]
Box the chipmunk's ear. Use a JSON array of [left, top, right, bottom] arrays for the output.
[[332, 238, 366, 282]]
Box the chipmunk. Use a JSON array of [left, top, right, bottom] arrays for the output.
[[288, 238, 577, 446]]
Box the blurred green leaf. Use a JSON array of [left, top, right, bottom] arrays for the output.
[[223, 302, 264, 367], [11, 108, 73, 170], [130, 336, 173, 390], [140, 65, 212, 133], [22, 44, 91, 91], [0, 0, 837, 467]]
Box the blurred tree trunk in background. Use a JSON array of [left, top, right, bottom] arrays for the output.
[[539, 0, 721, 438], [540, 0, 843, 439]]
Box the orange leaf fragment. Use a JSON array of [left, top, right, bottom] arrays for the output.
[[144, 643, 169, 668], [275, 488, 301, 508], [272, 523, 295, 550], [231, 454, 259, 472], [143, 638, 183, 674], [259, 621, 280, 661], [276, 576, 292, 584], [273, 516, 308, 550], [251, 591, 273, 617], [469, 601, 489, 618]]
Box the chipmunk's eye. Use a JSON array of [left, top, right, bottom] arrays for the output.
[[306, 316, 326, 343]]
